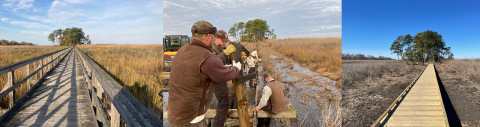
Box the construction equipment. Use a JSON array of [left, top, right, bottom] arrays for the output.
[[163, 35, 190, 72]]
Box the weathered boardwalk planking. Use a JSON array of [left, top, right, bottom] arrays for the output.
[[1, 48, 97, 126], [372, 64, 449, 127]]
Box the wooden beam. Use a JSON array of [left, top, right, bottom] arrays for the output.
[[234, 72, 257, 83], [162, 72, 170, 79], [0, 47, 70, 76], [163, 109, 296, 118]]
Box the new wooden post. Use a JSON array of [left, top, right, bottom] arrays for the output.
[[8, 71, 15, 108], [230, 43, 250, 127], [26, 64, 30, 90], [111, 103, 120, 127]]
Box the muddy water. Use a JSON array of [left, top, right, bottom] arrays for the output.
[[250, 55, 339, 126], [163, 54, 339, 126]]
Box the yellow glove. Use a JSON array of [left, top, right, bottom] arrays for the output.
[[241, 52, 246, 56], [224, 45, 236, 55]]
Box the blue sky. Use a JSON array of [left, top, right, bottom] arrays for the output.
[[0, 0, 162, 45], [164, 0, 341, 39], [343, 0, 480, 59]]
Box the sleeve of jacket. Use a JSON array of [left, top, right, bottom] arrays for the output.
[[201, 55, 239, 83], [216, 52, 231, 65]]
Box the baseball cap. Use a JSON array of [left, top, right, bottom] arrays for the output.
[[191, 20, 217, 34], [215, 30, 230, 42]]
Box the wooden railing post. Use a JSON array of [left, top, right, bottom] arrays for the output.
[[111, 103, 120, 127], [26, 64, 30, 90], [91, 72, 97, 109], [40, 58, 44, 77], [34, 61, 37, 84], [8, 71, 15, 108]]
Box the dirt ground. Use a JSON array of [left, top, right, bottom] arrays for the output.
[[436, 63, 480, 126], [342, 61, 425, 126]]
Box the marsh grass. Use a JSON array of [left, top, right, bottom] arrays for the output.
[[342, 60, 408, 88], [443, 59, 480, 83], [78, 44, 163, 118], [0, 45, 68, 108], [269, 37, 342, 82]]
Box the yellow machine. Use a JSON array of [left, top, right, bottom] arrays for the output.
[[163, 35, 190, 72]]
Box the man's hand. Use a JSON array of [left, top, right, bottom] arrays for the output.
[[224, 45, 236, 55], [232, 60, 242, 70], [256, 106, 260, 112]]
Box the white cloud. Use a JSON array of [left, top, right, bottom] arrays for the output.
[[2, 0, 35, 11], [293, 32, 341, 38], [321, 6, 341, 12], [10, 21, 50, 29], [1, 18, 8, 22], [20, 30, 50, 35], [306, 25, 342, 31]]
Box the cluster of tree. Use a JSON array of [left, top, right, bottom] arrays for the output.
[[342, 53, 394, 60], [48, 27, 91, 46], [0, 39, 35, 45], [390, 30, 453, 65], [227, 19, 277, 42]]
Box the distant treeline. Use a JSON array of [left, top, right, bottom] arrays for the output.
[[0, 39, 35, 45], [342, 53, 394, 60]]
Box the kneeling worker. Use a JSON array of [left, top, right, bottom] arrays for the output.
[[255, 72, 286, 127]]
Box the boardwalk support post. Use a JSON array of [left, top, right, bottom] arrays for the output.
[[26, 64, 30, 90], [8, 71, 15, 108], [111, 103, 120, 127]]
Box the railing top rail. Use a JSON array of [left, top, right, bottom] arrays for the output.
[[0, 47, 72, 76], [75, 47, 162, 127]]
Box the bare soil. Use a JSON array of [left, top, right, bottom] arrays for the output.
[[436, 63, 480, 126]]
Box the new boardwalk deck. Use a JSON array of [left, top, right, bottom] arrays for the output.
[[373, 64, 449, 127], [1, 49, 96, 126]]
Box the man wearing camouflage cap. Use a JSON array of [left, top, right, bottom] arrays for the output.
[[167, 20, 242, 127]]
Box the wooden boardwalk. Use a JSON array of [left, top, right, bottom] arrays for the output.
[[373, 64, 449, 127], [1, 49, 96, 126]]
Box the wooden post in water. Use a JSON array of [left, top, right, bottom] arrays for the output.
[[230, 42, 250, 127], [8, 71, 15, 108]]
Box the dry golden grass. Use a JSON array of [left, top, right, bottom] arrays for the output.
[[78, 44, 163, 118], [0, 46, 68, 108], [269, 37, 342, 82], [442, 59, 480, 82]]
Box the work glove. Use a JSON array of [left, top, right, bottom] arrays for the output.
[[241, 52, 246, 56], [224, 45, 236, 55], [232, 60, 242, 70]]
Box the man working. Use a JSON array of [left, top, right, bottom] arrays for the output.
[[256, 72, 286, 127], [167, 20, 242, 127], [210, 30, 238, 127]]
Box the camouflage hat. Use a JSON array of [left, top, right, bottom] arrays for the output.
[[215, 30, 230, 42], [263, 72, 272, 78], [191, 20, 217, 34]]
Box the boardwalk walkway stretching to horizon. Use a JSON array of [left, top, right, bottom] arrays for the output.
[[1, 48, 96, 126], [0, 47, 163, 127], [373, 64, 449, 127]]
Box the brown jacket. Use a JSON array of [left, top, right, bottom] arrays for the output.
[[167, 39, 239, 126], [266, 80, 286, 114]]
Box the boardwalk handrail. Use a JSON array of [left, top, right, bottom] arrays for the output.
[[371, 65, 428, 127], [0, 47, 72, 99], [0, 47, 71, 76], [0, 47, 73, 120], [75, 47, 162, 127]]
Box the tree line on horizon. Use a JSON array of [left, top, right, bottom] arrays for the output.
[[390, 30, 453, 65], [227, 19, 277, 42], [342, 53, 394, 60], [0, 39, 35, 45], [48, 27, 91, 46]]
